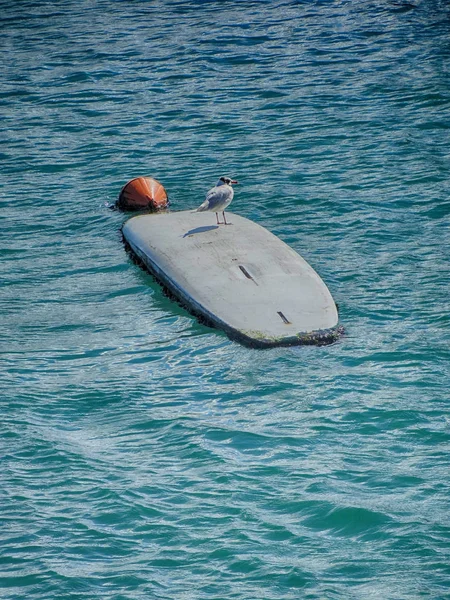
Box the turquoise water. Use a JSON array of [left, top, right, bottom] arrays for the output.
[[2, 0, 450, 598]]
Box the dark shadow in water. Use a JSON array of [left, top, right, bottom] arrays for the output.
[[183, 225, 218, 238]]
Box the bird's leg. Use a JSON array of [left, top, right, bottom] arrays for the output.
[[223, 211, 227, 225], [216, 212, 220, 225]]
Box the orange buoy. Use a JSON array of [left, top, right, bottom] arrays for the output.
[[116, 177, 169, 212]]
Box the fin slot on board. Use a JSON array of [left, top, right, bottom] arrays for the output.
[[239, 265, 258, 285], [277, 311, 291, 324]]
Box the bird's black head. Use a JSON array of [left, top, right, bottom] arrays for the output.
[[219, 176, 238, 185]]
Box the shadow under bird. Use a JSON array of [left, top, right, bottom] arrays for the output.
[[195, 176, 238, 224]]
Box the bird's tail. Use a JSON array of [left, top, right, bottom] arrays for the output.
[[194, 201, 208, 213]]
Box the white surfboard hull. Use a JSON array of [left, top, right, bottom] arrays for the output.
[[122, 211, 341, 347]]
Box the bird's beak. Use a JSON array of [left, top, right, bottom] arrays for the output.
[[231, 180, 238, 185]]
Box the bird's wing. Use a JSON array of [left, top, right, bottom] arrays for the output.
[[205, 185, 232, 208], [197, 185, 231, 211]]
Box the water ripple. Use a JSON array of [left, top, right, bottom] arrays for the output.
[[2, 0, 450, 598]]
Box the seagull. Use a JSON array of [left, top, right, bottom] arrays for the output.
[[195, 176, 238, 225]]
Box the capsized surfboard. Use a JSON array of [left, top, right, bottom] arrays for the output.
[[122, 210, 341, 347]]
